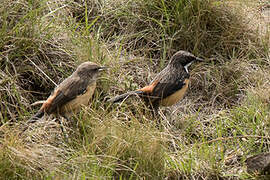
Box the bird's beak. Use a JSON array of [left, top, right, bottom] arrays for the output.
[[195, 57, 204, 62], [98, 66, 108, 71]]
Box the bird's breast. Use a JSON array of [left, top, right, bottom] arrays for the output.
[[60, 82, 96, 115]]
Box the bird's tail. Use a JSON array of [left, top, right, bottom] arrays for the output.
[[107, 90, 144, 103], [28, 110, 44, 123], [21, 110, 44, 132]]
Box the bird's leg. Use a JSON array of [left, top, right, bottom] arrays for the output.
[[148, 102, 162, 126], [152, 106, 159, 118], [57, 116, 70, 141]]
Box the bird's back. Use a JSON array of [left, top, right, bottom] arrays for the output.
[[149, 65, 189, 106]]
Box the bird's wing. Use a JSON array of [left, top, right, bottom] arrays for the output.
[[41, 76, 88, 113], [151, 67, 189, 100]]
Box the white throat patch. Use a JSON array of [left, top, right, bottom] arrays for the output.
[[184, 61, 193, 73]]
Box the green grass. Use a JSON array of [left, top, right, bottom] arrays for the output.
[[0, 0, 269, 179]]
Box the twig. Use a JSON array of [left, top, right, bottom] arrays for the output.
[[198, 135, 270, 145], [26, 56, 57, 86], [31, 100, 46, 106], [179, 135, 270, 155]]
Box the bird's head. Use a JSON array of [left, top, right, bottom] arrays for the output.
[[76, 62, 107, 78], [169, 51, 203, 71]]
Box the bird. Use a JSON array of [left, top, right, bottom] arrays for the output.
[[245, 152, 270, 174], [29, 62, 107, 122], [108, 50, 203, 111]]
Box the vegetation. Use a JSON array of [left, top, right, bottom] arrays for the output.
[[0, 0, 269, 179]]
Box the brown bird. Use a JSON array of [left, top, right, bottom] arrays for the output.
[[108, 51, 203, 110], [29, 62, 107, 122], [246, 152, 270, 175]]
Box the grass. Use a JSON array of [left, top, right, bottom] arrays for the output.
[[0, 0, 269, 179]]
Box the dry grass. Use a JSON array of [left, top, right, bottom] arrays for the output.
[[0, 0, 269, 179]]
